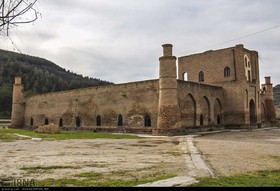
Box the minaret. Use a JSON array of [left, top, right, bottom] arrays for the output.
[[11, 77, 25, 128], [156, 44, 180, 133], [262, 76, 276, 122]]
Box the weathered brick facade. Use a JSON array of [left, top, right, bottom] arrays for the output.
[[10, 44, 276, 135]]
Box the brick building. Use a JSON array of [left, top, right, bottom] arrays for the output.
[[11, 44, 276, 135]]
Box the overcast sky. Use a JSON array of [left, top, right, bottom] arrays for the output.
[[1, 0, 280, 86]]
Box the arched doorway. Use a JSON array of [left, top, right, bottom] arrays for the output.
[[117, 115, 123, 126], [249, 100, 256, 124], [144, 114, 151, 127], [200, 114, 204, 126], [217, 114, 221, 125], [182, 94, 196, 127], [59, 118, 63, 127], [201, 96, 210, 126], [96, 115, 101, 126], [30, 118, 34, 126], [76, 117, 81, 128], [214, 98, 222, 125], [44, 118, 49, 125]]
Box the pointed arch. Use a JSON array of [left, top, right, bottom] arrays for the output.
[[144, 114, 151, 127], [96, 115, 101, 126], [214, 98, 222, 125], [76, 117, 81, 128], [181, 93, 196, 127], [117, 115, 123, 126], [59, 118, 63, 127], [201, 96, 210, 126], [44, 118, 49, 125], [30, 118, 34, 126], [249, 100, 256, 124]]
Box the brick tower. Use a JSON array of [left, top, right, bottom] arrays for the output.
[[11, 77, 25, 128], [155, 44, 180, 134], [261, 76, 276, 122]]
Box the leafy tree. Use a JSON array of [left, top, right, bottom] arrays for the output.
[[0, 49, 113, 118], [0, 0, 39, 36]]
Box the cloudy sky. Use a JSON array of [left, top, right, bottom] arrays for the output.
[[1, 0, 280, 85]]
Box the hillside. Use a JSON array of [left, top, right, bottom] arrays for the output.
[[0, 49, 113, 118]]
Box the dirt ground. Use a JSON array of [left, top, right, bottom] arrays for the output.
[[0, 128, 279, 183], [194, 128, 280, 176]]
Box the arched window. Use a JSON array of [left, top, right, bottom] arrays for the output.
[[244, 55, 251, 82], [199, 71, 204, 82], [224, 67, 230, 77], [183, 72, 188, 81], [144, 114, 151, 127], [96, 115, 101, 126], [59, 118, 63, 127], [44, 118, 49, 125], [30, 118, 34, 126], [76, 117, 81, 128], [117, 115, 123, 126]]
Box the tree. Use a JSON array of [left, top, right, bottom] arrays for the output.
[[0, 0, 39, 36]]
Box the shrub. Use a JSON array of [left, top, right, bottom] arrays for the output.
[[34, 124, 60, 134]]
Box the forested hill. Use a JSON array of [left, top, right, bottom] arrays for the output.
[[0, 49, 113, 118]]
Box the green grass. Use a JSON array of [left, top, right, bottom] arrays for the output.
[[164, 151, 183, 157], [0, 129, 20, 142], [20, 165, 80, 170], [20, 165, 81, 173], [189, 170, 280, 187], [0, 128, 139, 141], [34, 168, 176, 187]]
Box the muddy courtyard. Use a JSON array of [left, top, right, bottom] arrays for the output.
[[0, 128, 279, 185]]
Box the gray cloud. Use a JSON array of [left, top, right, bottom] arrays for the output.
[[1, 0, 280, 85]]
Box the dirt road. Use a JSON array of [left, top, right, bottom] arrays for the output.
[[0, 128, 279, 185]]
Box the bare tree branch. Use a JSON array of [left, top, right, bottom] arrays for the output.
[[0, 0, 39, 36]]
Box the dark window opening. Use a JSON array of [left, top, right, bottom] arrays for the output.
[[199, 71, 204, 82], [96, 115, 101, 126], [117, 115, 123, 126], [44, 118, 49, 125], [59, 118, 63, 127], [144, 114, 151, 127]]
